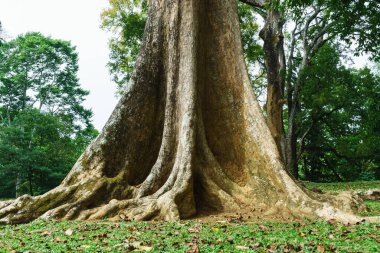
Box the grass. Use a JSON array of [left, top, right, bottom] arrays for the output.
[[0, 219, 379, 252], [359, 200, 380, 217], [0, 181, 379, 252], [304, 180, 379, 192]]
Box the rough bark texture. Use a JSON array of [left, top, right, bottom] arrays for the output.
[[0, 0, 373, 224], [259, 8, 286, 163]]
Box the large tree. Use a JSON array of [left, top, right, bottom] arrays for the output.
[[0, 0, 370, 224], [0, 32, 92, 127], [0, 33, 97, 198], [0, 109, 97, 198]]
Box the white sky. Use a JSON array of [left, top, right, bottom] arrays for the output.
[[0, 0, 118, 130]]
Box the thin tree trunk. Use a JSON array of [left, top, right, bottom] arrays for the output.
[[28, 171, 33, 196], [15, 172, 21, 198], [0, 0, 368, 224], [21, 71, 28, 111], [27, 127, 35, 196], [259, 9, 286, 161], [285, 124, 298, 179]]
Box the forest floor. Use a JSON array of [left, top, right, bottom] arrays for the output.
[[0, 181, 379, 252]]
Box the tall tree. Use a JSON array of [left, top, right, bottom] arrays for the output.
[[101, 0, 148, 94], [0, 0, 367, 224], [0, 110, 96, 197], [0, 33, 97, 198], [241, 0, 380, 178], [0, 21, 4, 44], [298, 47, 380, 181], [0, 32, 92, 128]]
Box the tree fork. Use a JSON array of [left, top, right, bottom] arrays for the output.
[[0, 0, 373, 224]]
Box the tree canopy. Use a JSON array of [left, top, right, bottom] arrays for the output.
[[0, 32, 98, 198]]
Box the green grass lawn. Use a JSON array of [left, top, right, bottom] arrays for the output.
[[0, 181, 379, 252], [304, 180, 379, 192], [0, 219, 379, 252], [360, 200, 380, 217]]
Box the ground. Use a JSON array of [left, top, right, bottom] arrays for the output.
[[305, 181, 380, 193], [0, 181, 379, 253]]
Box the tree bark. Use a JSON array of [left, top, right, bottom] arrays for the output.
[[285, 121, 299, 179], [28, 171, 33, 196], [0, 0, 369, 224], [15, 172, 21, 198], [259, 8, 286, 162]]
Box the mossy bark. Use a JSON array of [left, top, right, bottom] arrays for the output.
[[0, 0, 372, 224]]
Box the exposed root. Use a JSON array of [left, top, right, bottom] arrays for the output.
[[0, 188, 72, 225], [0, 171, 375, 225]]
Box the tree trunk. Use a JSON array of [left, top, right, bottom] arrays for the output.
[[15, 172, 21, 198], [285, 123, 299, 179], [0, 0, 369, 224], [259, 9, 286, 161], [286, 50, 309, 179], [28, 171, 33, 196]]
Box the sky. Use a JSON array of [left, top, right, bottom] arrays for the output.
[[0, 0, 118, 130]]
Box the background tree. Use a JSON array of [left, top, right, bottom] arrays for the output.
[[299, 46, 380, 181], [241, 0, 380, 178], [0, 21, 4, 44], [0, 32, 98, 198], [101, 0, 148, 94], [0, 32, 92, 127], [0, 110, 96, 197]]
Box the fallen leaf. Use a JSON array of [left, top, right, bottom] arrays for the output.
[[236, 245, 249, 250], [215, 238, 224, 244], [188, 244, 199, 253], [316, 244, 325, 253], [65, 228, 73, 236], [129, 241, 152, 251], [80, 245, 91, 249], [138, 245, 153, 251], [251, 242, 263, 250], [266, 244, 277, 253], [188, 228, 200, 233], [54, 237, 63, 242], [41, 231, 51, 236], [259, 225, 268, 230]]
